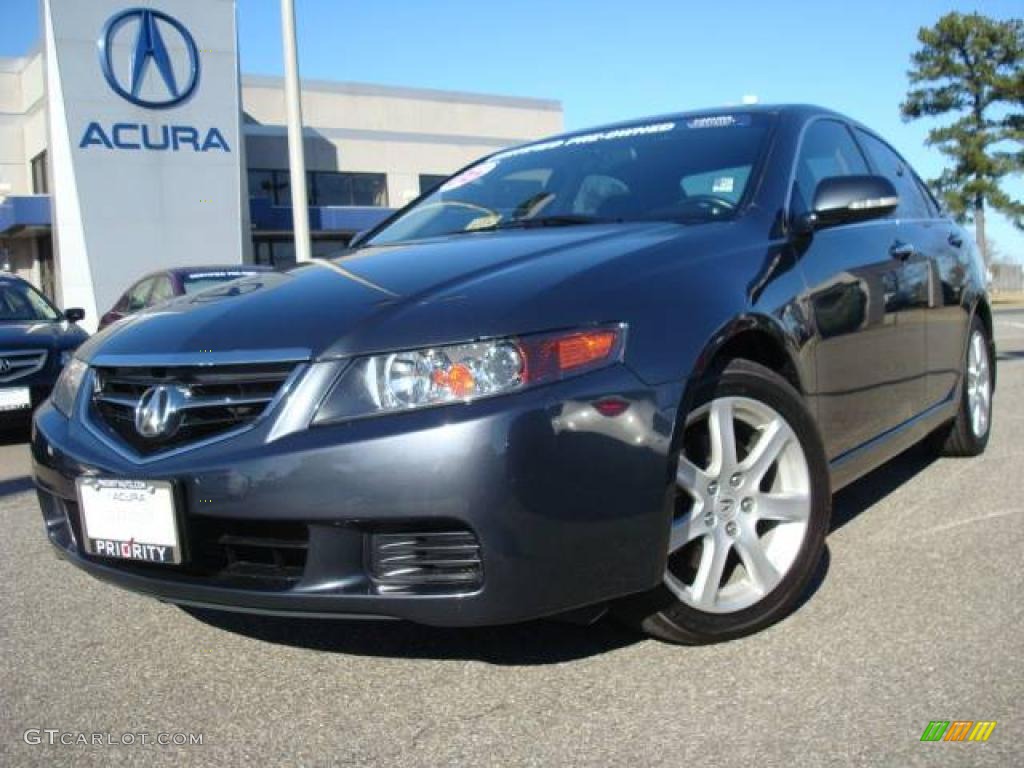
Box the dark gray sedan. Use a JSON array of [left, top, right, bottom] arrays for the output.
[[32, 105, 992, 643]]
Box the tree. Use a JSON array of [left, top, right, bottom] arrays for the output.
[[901, 12, 1024, 264]]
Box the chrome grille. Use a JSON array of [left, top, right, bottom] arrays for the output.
[[0, 348, 48, 383], [89, 362, 296, 456]]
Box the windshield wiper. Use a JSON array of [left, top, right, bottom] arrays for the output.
[[486, 214, 609, 231]]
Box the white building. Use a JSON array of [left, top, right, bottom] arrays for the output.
[[0, 0, 562, 329]]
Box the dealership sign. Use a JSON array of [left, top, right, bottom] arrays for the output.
[[81, 8, 230, 153], [44, 0, 247, 330]]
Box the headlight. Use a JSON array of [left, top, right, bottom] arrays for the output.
[[314, 325, 625, 423], [59, 349, 74, 366], [51, 358, 89, 417]]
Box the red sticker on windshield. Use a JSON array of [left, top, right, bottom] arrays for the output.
[[440, 161, 498, 192]]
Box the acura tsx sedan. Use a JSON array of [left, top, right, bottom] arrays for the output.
[[32, 105, 993, 644]]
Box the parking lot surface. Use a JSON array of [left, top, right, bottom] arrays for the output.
[[1, 311, 1021, 767]]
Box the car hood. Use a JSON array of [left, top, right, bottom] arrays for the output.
[[0, 320, 87, 351], [77, 222, 697, 363]]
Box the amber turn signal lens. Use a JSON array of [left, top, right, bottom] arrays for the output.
[[555, 331, 618, 371]]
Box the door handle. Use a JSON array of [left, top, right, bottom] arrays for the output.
[[948, 232, 963, 248], [889, 241, 915, 261]]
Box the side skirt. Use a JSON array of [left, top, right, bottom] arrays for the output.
[[828, 397, 958, 492]]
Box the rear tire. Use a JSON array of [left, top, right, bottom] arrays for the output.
[[929, 316, 992, 458], [615, 359, 831, 645]]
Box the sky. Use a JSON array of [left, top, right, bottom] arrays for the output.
[[1, 0, 1021, 259]]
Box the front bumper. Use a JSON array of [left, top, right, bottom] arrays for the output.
[[32, 365, 682, 626]]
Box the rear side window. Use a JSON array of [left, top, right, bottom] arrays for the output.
[[792, 120, 869, 217], [149, 275, 175, 304], [854, 129, 932, 220], [126, 278, 154, 311]]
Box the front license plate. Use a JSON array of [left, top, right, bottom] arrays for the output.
[[0, 387, 31, 412], [76, 478, 181, 564]]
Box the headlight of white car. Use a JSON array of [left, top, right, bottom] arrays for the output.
[[51, 358, 89, 417], [314, 325, 626, 423]]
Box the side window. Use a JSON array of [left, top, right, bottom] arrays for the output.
[[126, 278, 154, 312], [148, 275, 175, 305], [792, 120, 869, 217], [854, 130, 931, 220]]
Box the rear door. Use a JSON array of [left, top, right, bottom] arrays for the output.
[[853, 129, 937, 416], [854, 128, 969, 410], [792, 119, 924, 459]]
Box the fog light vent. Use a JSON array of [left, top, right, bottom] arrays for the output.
[[369, 530, 482, 593]]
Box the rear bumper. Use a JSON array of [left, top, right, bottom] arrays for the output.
[[33, 366, 682, 626]]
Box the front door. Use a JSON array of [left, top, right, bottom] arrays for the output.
[[791, 119, 926, 460]]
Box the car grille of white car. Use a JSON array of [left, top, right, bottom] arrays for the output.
[[88, 362, 296, 457], [0, 349, 48, 383]]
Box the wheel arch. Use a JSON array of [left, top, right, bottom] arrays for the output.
[[971, 296, 996, 391], [693, 315, 806, 395]]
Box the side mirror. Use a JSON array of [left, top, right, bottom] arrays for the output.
[[794, 175, 898, 234], [64, 307, 85, 323]]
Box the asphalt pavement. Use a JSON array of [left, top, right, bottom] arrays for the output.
[[1, 311, 1021, 767]]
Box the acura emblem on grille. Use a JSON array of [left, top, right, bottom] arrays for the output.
[[134, 385, 190, 439], [0, 358, 10, 374]]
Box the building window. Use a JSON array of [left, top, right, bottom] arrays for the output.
[[31, 151, 48, 194], [248, 169, 388, 208], [419, 175, 448, 195], [311, 172, 388, 207]]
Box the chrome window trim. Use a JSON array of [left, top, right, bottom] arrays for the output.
[[80, 363, 307, 465], [0, 348, 48, 383]]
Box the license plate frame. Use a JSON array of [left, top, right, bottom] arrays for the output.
[[0, 386, 31, 412], [75, 478, 182, 565]]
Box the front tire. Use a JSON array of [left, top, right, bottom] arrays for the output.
[[616, 359, 831, 644]]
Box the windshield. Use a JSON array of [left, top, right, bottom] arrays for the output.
[[368, 112, 776, 246], [182, 271, 264, 295], [0, 280, 60, 323]]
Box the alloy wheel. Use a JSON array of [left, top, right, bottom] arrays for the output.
[[668, 396, 812, 613], [966, 330, 991, 439]]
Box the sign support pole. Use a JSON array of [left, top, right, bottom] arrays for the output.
[[280, 0, 312, 262]]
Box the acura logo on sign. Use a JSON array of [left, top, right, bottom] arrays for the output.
[[98, 8, 201, 109], [134, 385, 190, 439]]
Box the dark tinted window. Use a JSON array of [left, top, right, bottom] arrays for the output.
[[313, 172, 389, 207], [31, 151, 48, 194], [248, 169, 277, 202], [854, 129, 931, 220], [0, 280, 60, 322], [370, 113, 776, 245], [792, 120, 869, 217], [419, 174, 448, 195]]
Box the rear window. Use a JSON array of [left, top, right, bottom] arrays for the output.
[[369, 113, 776, 245], [182, 271, 262, 295]]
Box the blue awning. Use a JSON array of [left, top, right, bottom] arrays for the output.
[[250, 198, 392, 235], [0, 195, 51, 235]]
